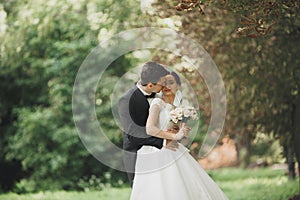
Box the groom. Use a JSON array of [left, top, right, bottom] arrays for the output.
[[118, 61, 175, 187]]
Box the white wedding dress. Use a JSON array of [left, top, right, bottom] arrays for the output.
[[130, 98, 228, 200]]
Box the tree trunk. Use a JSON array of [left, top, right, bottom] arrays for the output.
[[293, 95, 300, 194], [285, 145, 296, 180], [239, 133, 252, 168]]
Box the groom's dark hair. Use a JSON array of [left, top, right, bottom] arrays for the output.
[[140, 61, 169, 86]]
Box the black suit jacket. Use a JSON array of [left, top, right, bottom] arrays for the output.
[[118, 85, 163, 186]]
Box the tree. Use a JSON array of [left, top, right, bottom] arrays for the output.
[[151, 0, 300, 177], [0, 0, 147, 191]]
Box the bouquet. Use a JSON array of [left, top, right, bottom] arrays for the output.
[[166, 105, 198, 145], [169, 105, 198, 124], [167, 105, 198, 137]]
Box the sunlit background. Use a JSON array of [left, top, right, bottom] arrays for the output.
[[0, 0, 299, 199]]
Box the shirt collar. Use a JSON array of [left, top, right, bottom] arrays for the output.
[[136, 81, 151, 96]]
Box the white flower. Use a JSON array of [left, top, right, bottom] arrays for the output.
[[170, 107, 183, 123], [169, 105, 198, 124]]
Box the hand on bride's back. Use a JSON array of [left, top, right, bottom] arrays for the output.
[[165, 140, 179, 151]]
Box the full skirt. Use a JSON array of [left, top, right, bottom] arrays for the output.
[[130, 143, 228, 200]]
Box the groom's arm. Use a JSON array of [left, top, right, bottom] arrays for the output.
[[119, 95, 163, 149], [126, 125, 163, 149]]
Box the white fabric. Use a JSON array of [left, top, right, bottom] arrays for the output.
[[145, 98, 169, 137], [130, 98, 228, 200], [173, 90, 182, 107]]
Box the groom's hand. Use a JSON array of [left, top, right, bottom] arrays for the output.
[[165, 140, 179, 151]]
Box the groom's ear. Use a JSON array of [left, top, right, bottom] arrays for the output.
[[147, 83, 153, 88]]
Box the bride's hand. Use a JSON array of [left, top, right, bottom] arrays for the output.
[[167, 128, 178, 134], [173, 126, 190, 140], [182, 124, 191, 136]]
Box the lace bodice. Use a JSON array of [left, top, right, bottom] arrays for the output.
[[146, 98, 174, 137], [153, 98, 174, 130]]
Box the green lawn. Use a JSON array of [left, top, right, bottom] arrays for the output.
[[209, 167, 299, 200], [0, 167, 298, 200], [0, 188, 131, 200]]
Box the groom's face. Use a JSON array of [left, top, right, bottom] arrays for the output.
[[151, 76, 167, 93]]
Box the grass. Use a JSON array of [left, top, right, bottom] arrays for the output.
[[0, 167, 298, 200], [209, 167, 299, 200], [0, 188, 131, 200]]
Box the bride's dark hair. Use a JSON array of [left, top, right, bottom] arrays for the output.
[[170, 71, 181, 86]]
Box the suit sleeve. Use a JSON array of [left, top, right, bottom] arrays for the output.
[[119, 93, 163, 149], [118, 95, 146, 137]]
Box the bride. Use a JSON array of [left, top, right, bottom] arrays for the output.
[[130, 71, 228, 200]]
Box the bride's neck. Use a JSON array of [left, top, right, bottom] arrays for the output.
[[162, 95, 175, 105]]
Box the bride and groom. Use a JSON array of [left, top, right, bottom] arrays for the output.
[[118, 61, 228, 200]]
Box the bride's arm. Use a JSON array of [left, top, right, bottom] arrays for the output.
[[146, 104, 177, 140]]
